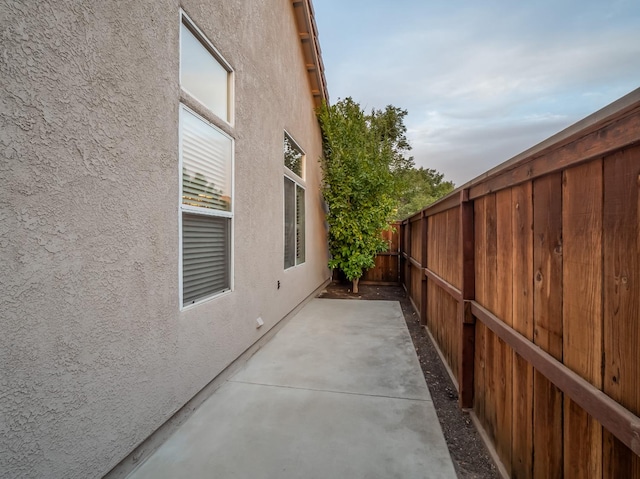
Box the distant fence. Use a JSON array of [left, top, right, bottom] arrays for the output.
[[399, 89, 640, 478], [360, 224, 400, 285]]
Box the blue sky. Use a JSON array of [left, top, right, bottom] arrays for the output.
[[313, 0, 640, 186]]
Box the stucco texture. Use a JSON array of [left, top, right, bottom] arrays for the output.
[[0, 1, 330, 477]]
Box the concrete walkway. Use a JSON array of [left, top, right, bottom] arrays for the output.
[[128, 299, 457, 479]]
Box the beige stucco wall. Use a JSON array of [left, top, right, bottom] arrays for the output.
[[0, 1, 330, 477]]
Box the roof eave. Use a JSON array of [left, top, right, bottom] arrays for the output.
[[292, 0, 329, 108]]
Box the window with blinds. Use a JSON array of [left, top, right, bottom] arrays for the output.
[[284, 133, 305, 269], [182, 213, 230, 304], [284, 177, 296, 269], [179, 13, 234, 308], [296, 183, 305, 264], [181, 108, 232, 212], [179, 107, 233, 307]]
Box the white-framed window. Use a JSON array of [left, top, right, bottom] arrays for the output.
[[180, 11, 233, 123], [179, 12, 234, 308], [284, 132, 305, 269], [179, 106, 233, 307]]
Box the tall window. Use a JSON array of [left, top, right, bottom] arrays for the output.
[[284, 133, 305, 269], [179, 13, 234, 307]]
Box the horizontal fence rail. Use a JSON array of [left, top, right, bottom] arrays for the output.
[[469, 300, 640, 458], [397, 88, 640, 478]]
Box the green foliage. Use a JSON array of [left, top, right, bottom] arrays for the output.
[[394, 167, 455, 220], [317, 98, 409, 282], [317, 97, 454, 281]]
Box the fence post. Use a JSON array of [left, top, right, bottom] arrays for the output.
[[459, 189, 476, 408]]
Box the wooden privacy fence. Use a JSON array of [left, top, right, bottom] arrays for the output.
[[360, 223, 400, 285], [399, 88, 640, 478]]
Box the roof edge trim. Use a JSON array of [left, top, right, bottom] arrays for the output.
[[292, 0, 329, 108]]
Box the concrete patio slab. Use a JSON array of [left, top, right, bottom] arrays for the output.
[[231, 299, 432, 400], [128, 299, 456, 479]]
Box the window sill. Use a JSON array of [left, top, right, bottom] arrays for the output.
[[180, 288, 233, 311]]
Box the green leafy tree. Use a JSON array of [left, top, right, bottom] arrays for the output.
[[317, 98, 410, 293], [368, 104, 415, 175], [394, 167, 455, 219]]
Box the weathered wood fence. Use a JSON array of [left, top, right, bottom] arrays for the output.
[[360, 224, 400, 285], [399, 88, 640, 478]]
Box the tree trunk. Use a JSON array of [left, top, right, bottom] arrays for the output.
[[352, 277, 360, 294]]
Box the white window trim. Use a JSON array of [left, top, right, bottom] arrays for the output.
[[283, 132, 306, 271], [180, 9, 235, 126], [178, 104, 235, 310], [284, 171, 306, 188]]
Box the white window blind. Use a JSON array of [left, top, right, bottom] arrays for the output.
[[182, 109, 232, 212]]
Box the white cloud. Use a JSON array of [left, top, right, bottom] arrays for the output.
[[314, 0, 640, 185]]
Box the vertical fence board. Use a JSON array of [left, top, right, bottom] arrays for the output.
[[562, 160, 603, 479], [438, 211, 446, 278], [405, 221, 412, 296], [484, 194, 499, 447], [399, 223, 405, 287], [410, 219, 422, 309], [447, 292, 460, 382], [447, 211, 456, 367], [433, 212, 445, 365], [494, 189, 513, 474], [426, 216, 435, 334], [474, 197, 487, 424], [534, 370, 564, 479], [421, 215, 428, 326], [604, 435, 637, 479], [448, 207, 460, 375], [532, 172, 564, 479], [447, 207, 461, 288], [427, 215, 435, 272], [460, 194, 476, 408], [426, 280, 435, 343], [447, 207, 462, 374], [511, 182, 534, 478], [436, 281, 444, 359], [405, 222, 410, 289], [603, 146, 640, 479]]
